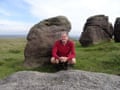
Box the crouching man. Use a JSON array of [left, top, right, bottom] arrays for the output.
[[51, 31, 76, 70]]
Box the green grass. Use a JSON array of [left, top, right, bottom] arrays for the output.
[[0, 38, 27, 79], [75, 41, 120, 75], [0, 38, 120, 79]]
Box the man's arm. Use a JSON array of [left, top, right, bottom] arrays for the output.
[[52, 42, 59, 59], [67, 42, 76, 60]]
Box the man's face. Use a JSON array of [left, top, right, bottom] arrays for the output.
[[61, 33, 68, 43]]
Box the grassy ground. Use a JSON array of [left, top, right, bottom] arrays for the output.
[[0, 38, 120, 79], [75, 41, 120, 75], [0, 38, 27, 79]]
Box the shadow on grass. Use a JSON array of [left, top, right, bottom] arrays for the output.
[[31, 66, 57, 73], [27, 64, 62, 73], [28, 63, 75, 73], [8, 49, 21, 54], [0, 61, 4, 66]]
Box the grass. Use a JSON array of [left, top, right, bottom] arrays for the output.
[[0, 38, 120, 79], [75, 41, 120, 75], [0, 38, 27, 79]]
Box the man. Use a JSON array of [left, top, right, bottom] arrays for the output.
[[51, 31, 76, 70]]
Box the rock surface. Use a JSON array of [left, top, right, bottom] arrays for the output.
[[24, 16, 71, 67], [0, 70, 120, 90], [114, 17, 120, 42], [79, 15, 113, 47]]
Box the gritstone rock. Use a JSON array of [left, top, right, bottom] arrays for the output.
[[114, 17, 120, 42], [24, 16, 71, 67], [0, 70, 120, 90], [79, 15, 113, 47]]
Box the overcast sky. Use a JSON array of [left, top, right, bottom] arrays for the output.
[[0, 0, 119, 37]]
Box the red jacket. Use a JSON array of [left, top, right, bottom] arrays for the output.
[[52, 40, 76, 60]]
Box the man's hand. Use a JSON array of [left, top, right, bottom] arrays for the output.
[[59, 57, 68, 62]]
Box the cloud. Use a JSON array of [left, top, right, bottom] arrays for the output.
[[0, 0, 120, 36], [0, 19, 32, 35], [24, 0, 120, 37]]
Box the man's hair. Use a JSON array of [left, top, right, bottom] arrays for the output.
[[60, 31, 68, 36]]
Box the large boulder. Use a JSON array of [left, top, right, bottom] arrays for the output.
[[24, 16, 71, 67], [114, 17, 120, 42], [0, 70, 120, 90], [79, 15, 113, 47]]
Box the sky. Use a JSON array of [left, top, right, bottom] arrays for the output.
[[0, 0, 120, 37]]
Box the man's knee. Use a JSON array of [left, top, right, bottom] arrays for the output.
[[51, 57, 59, 64], [72, 58, 76, 64], [68, 58, 76, 64], [51, 57, 55, 64]]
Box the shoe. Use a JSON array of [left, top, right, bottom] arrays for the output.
[[61, 62, 74, 70], [53, 64, 61, 71], [61, 62, 68, 70], [67, 64, 74, 70], [53, 62, 65, 71]]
